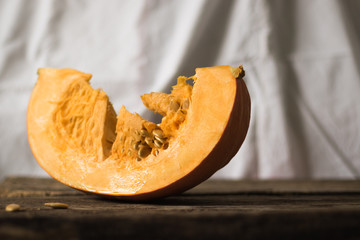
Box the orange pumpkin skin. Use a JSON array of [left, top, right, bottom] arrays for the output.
[[27, 65, 250, 200]]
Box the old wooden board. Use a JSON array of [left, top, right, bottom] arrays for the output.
[[1, 177, 360, 239]]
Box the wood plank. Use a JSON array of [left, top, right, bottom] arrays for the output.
[[2, 176, 360, 197], [0, 177, 80, 198], [1, 177, 360, 239]]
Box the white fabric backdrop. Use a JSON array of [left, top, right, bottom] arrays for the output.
[[1, 0, 359, 181]]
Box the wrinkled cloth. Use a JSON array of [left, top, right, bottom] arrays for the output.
[[0, 0, 359, 180]]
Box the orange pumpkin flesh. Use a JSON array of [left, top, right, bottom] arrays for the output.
[[27, 65, 250, 200]]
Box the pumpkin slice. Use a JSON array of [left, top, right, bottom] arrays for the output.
[[27, 65, 250, 200]]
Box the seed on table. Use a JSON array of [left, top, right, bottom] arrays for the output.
[[44, 202, 69, 209], [5, 204, 21, 212]]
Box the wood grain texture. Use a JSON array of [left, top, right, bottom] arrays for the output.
[[1, 177, 360, 239]]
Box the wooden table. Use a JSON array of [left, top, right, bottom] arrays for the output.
[[1, 177, 360, 239]]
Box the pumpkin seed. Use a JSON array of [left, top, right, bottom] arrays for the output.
[[132, 141, 140, 150], [44, 202, 68, 209], [145, 137, 154, 147], [153, 149, 159, 156], [154, 139, 163, 148], [106, 134, 115, 143], [154, 135, 166, 143], [163, 142, 169, 150], [140, 129, 150, 137], [182, 99, 190, 109], [152, 129, 164, 139], [178, 115, 185, 122], [180, 109, 187, 114], [136, 157, 142, 162], [5, 203, 20, 212], [138, 146, 151, 158], [170, 101, 180, 112]]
